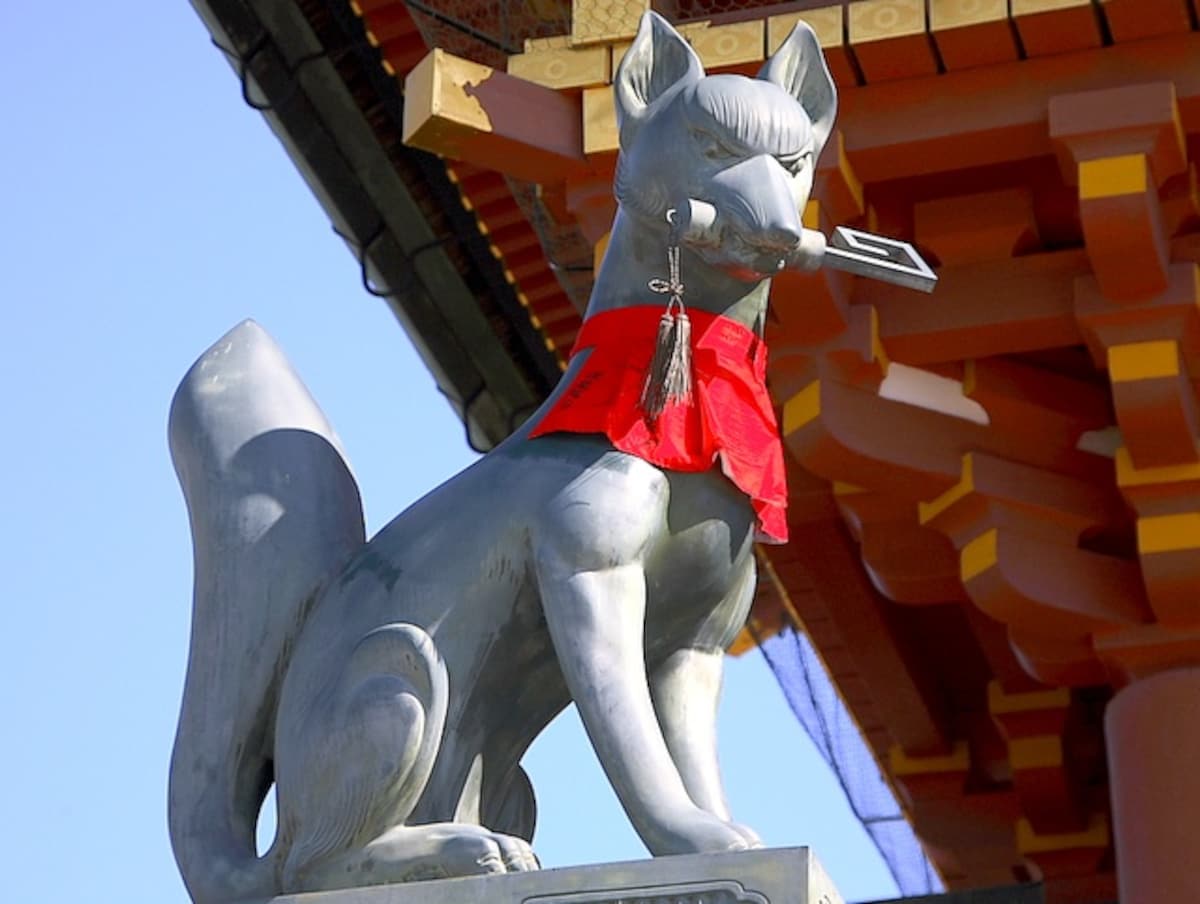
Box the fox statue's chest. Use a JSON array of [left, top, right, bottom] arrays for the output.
[[526, 307, 788, 545], [642, 465, 757, 615]]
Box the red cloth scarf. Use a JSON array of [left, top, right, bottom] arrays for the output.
[[530, 305, 788, 544]]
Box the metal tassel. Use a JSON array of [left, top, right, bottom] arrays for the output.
[[641, 234, 693, 423]]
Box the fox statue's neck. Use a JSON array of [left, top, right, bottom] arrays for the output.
[[585, 208, 771, 332]]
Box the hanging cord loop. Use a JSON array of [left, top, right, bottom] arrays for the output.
[[639, 209, 695, 423]]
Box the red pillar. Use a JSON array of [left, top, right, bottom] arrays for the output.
[[1105, 667, 1200, 904]]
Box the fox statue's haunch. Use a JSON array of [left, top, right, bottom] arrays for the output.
[[168, 12, 836, 902]]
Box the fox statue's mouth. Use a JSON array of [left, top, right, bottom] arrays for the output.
[[673, 198, 821, 281], [690, 232, 791, 281]]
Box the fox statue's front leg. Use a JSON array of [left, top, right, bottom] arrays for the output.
[[649, 556, 762, 847], [532, 456, 754, 856]]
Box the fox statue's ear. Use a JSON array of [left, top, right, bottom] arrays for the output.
[[614, 11, 703, 146], [759, 22, 838, 160]]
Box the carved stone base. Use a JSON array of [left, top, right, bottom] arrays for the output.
[[270, 848, 843, 904]]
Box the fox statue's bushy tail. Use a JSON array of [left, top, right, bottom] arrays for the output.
[[167, 321, 366, 903]]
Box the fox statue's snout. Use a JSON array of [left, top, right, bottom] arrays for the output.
[[612, 19, 836, 282], [674, 145, 807, 279]]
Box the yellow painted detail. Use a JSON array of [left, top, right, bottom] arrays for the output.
[[803, 200, 820, 230], [837, 135, 865, 216], [571, 0, 648, 46], [685, 20, 765, 70], [1014, 0, 1101, 15], [962, 359, 977, 397], [987, 680, 1070, 715], [833, 481, 866, 496], [1108, 339, 1180, 383], [1078, 153, 1148, 200], [1008, 735, 1063, 770], [1016, 814, 1109, 855], [727, 625, 759, 656], [728, 611, 788, 656], [508, 43, 609, 91], [960, 528, 998, 582], [782, 381, 821, 435], [402, 49, 495, 150], [401, 50, 438, 145], [523, 34, 570, 53], [593, 232, 611, 273], [1169, 91, 1188, 176], [349, 0, 362, 16], [439, 52, 495, 133], [867, 305, 889, 372], [889, 741, 969, 776], [1115, 446, 1200, 487], [382, 59, 396, 78], [768, 7, 844, 54], [918, 454, 974, 525], [849, 0, 928, 43], [582, 85, 618, 155], [1137, 512, 1200, 555], [931, 0, 1008, 30]]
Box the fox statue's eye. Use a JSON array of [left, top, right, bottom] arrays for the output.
[[694, 131, 736, 162], [779, 150, 813, 176]]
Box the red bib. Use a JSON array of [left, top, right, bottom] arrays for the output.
[[530, 306, 788, 544]]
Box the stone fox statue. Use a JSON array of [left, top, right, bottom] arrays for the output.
[[168, 12, 836, 903]]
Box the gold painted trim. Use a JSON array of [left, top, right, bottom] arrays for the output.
[[1115, 447, 1200, 487], [782, 380, 821, 435], [961, 528, 998, 582], [988, 681, 1070, 715], [1079, 153, 1148, 200], [1009, 735, 1064, 770], [1138, 512, 1200, 555], [918, 454, 974, 524], [1016, 814, 1109, 855], [1108, 339, 1180, 383], [889, 740, 970, 776]]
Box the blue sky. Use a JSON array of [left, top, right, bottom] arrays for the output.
[[0, 3, 898, 901]]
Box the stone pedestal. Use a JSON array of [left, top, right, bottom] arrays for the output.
[[270, 848, 842, 904]]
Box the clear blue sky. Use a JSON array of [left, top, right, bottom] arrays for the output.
[[0, 3, 898, 901]]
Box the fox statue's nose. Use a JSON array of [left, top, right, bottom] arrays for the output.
[[710, 153, 805, 250], [761, 225, 803, 251]]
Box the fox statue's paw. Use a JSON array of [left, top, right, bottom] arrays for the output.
[[727, 820, 765, 850], [283, 823, 539, 893], [647, 805, 761, 856], [377, 823, 540, 880], [422, 824, 540, 876]]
